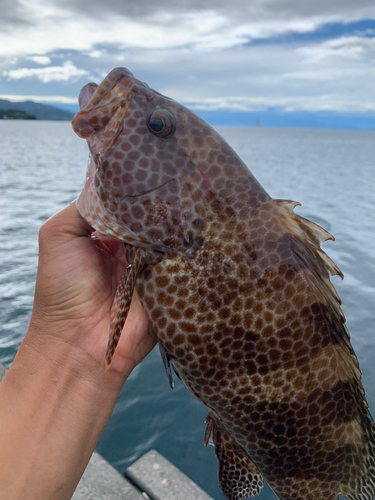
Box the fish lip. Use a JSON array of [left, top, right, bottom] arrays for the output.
[[77, 68, 133, 111], [73, 84, 135, 155], [72, 69, 137, 146], [78, 82, 98, 110]]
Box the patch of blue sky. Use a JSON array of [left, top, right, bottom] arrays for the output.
[[244, 19, 375, 47]]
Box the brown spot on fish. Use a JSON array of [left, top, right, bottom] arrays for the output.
[[155, 276, 169, 287]]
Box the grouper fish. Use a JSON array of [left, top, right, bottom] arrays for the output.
[[72, 67, 375, 500]]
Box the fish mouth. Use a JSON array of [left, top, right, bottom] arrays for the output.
[[75, 68, 174, 245], [114, 178, 176, 201], [72, 68, 135, 154]]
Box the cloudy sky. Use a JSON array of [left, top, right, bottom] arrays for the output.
[[1, 0, 375, 121]]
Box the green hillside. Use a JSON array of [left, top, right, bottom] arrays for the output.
[[0, 99, 74, 120], [0, 109, 36, 120]]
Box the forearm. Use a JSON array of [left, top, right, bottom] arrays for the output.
[[0, 326, 126, 500]]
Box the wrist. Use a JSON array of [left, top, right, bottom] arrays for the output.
[[0, 324, 125, 499], [20, 320, 126, 409]]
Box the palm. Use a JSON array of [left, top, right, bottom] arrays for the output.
[[31, 202, 155, 376]]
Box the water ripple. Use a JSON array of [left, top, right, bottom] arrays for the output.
[[1, 123, 375, 500]]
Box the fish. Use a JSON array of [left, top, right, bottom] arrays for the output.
[[72, 67, 375, 500]]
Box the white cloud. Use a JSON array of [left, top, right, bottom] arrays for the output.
[[28, 55, 51, 64], [0, 2, 375, 58], [178, 94, 375, 113], [3, 61, 89, 83], [298, 35, 375, 62], [88, 50, 102, 58], [143, 38, 375, 113], [1, 0, 375, 115]]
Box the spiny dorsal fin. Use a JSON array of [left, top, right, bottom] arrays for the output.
[[274, 199, 347, 336], [316, 247, 343, 280], [275, 199, 335, 245], [274, 199, 375, 500]]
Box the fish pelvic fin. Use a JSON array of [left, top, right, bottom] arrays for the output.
[[205, 412, 263, 499], [159, 341, 174, 389], [104, 247, 149, 371]]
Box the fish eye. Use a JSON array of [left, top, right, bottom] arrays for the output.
[[147, 108, 176, 138]]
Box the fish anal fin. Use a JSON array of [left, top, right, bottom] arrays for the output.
[[205, 413, 263, 500]]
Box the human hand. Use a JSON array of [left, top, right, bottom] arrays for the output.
[[28, 200, 156, 377], [0, 201, 156, 499]]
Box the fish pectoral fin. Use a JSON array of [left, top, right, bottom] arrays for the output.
[[104, 248, 148, 371], [159, 341, 174, 389], [204, 413, 263, 500]]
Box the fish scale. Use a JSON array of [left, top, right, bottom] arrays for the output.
[[72, 68, 375, 500]]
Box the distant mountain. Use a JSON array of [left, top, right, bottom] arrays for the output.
[[0, 99, 74, 120], [3, 97, 374, 128], [51, 103, 80, 114]]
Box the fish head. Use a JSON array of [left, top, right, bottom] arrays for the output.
[[72, 67, 249, 252]]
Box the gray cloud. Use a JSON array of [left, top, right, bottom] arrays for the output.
[[1, 0, 375, 114], [1, 0, 375, 60], [61, 0, 212, 19], [49, 0, 375, 22], [0, 0, 33, 29], [2, 0, 375, 35], [3, 61, 90, 83], [39, 0, 375, 35]]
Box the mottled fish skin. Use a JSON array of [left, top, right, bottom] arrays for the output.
[[72, 68, 375, 500]]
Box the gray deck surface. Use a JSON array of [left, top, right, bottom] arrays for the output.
[[125, 449, 214, 500], [73, 451, 145, 500]]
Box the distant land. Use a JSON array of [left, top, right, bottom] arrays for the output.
[[54, 102, 375, 130], [195, 109, 375, 130], [0, 99, 74, 120], [2, 98, 375, 129], [0, 109, 36, 120]]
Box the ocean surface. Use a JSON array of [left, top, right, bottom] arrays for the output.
[[0, 121, 374, 500]]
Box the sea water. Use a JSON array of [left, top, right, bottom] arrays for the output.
[[0, 121, 374, 500]]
